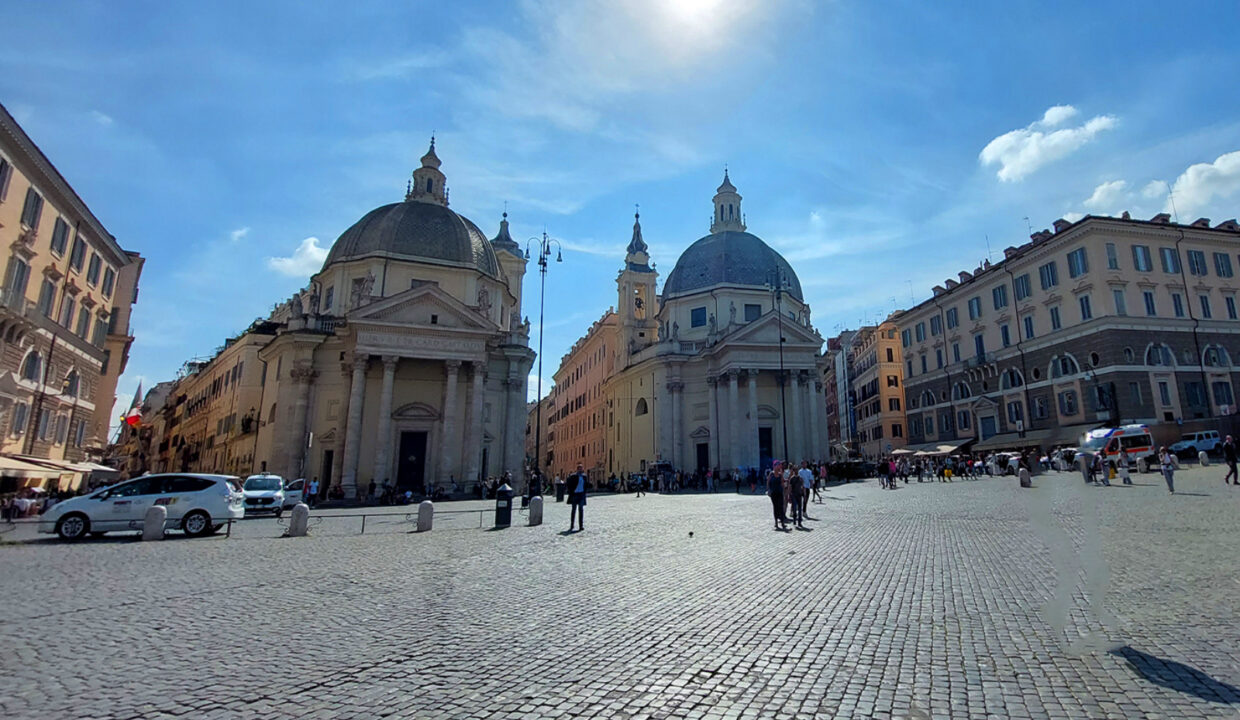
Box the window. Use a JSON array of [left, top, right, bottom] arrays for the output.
[[1050, 355, 1080, 378], [69, 234, 86, 271], [1172, 293, 1185, 318], [1058, 390, 1078, 416], [1000, 367, 1023, 389], [1159, 247, 1180, 274], [886, 375, 899, 388], [59, 295, 76, 329], [36, 408, 51, 440], [1023, 315, 1034, 340], [1215, 252, 1233, 278], [889, 398, 901, 411], [1213, 381, 1234, 407], [915, 322, 926, 342], [1033, 397, 1049, 420], [1013, 274, 1031, 301], [1050, 306, 1061, 330], [891, 423, 903, 438], [634, 398, 648, 416], [86, 253, 102, 285], [1143, 291, 1156, 316], [952, 382, 971, 401], [1204, 345, 1230, 367], [1105, 242, 1119, 270], [1158, 381, 1172, 406], [11, 402, 28, 435], [36, 279, 56, 317], [1079, 294, 1092, 320], [54, 414, 68, 445], [1227, 296, 1237, 320], [1039, 261, 1059, 290], [101, 267, 116, 298], [323, 286, 334, 311], [690, 307, 706, 328], [92, 318, 107, 347], [968, 297, 982, 320], [1146, 345, 1174, 366], [936, 348, 943, 368], [20, 187, 44, 230], [64, 370, 80, 398], [1000, 324, 1011, 347], [929, 316, 942, 336], [886, 348, 894, 362], [1185, 381, 1207, 408], [1199, 294, 1212, 319], [992, 285, 1008, 310], [1067, 248, 1089, 278], [75, 308, 89, 338], [4, 257, 30, 301], [743, 303, 760, 321], [945, 307, 958, 329], [920, 355, 927, 373], [1132, 245, 1153, 272], [1106, 288, 1125, 316], [901, 329, 911, 348], [957, 410, 971, 429], [0, 156, 10, 202], [1129, 382, 1142, 406], [906, 359, 913, 377], [973, 334, 985, 359], [1004, 400, 1023, 426], [51, 218, 70, 255], [951, 342, 960, 363], [74, 419, 87, 447], [1186, 250, 1208, 276], [925, 416, 934, 434]]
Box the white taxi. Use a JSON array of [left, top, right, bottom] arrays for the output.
[[39, 474, 244, 540], [242, 473, 288, 516]]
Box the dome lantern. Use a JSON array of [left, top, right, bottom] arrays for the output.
[[710, 168, 745, 234], [406, 136, 448, 206]]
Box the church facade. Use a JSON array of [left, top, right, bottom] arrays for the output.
[[544, 174, 829, 482], [129, 142, 534, 498]]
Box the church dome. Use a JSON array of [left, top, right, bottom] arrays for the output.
[[662, 230, 803, 301], [322, 201, 500, 277]]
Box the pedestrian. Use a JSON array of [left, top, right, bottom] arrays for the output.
[[1158, 446, 1176, 494], [788, 467, 804, 528], [367, 479, 376, 503], [812, 467, 824, 504], [568, 462, 588, 531], [1223, 435, 1238, 485], [767, 464, 787, 530], [1117, 448, 1132, 485], [798, 461, 813, 516], [307, 477, 319, 507]]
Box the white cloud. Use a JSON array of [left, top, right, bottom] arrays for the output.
[[1142, 180, 1166, 200], [267, 237, 328, 277], [1082, 180, 1128, 211], [1061, 211, 1085, 223], [90, 110, 114, 126], [229, 226, 250, 243], [1167, 150, 1240, 217], [979, 105, 1117, 182], [343, 51, 449, 81]]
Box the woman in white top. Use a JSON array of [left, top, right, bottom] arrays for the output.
[[1158, 446, 1175, 494]]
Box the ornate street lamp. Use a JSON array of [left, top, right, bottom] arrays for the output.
[[526, 231, 562, 498], [766, 269, 792, 464]]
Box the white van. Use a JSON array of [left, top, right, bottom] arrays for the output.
[[39, 474, 244, 540]]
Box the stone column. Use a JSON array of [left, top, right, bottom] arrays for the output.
[[286, 365, 316, 479], [746, 369, 759, 469], [462, 361, 486, 485], [438, 360, 462, 484], [371, 355, 399, 486], [503, 364, 527, 480], [789, 370, 804, 462], [727, 369, 741, 472], [667, 381, 684, 470], [330, 362, 352, 491], [706, 376, 720, 470], [340, 353, 369, 499], [811, 380, 825, 461]]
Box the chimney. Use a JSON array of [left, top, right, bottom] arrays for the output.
[[1190, 218, 1211, 228], [958, 270, 973, 283], [1121, 211, 1131, 220], [983, 259, 992, 270], [1004, 246, 1019, 259], [1150, 212, 1171, 224], [1053, 218, 1072, 233]]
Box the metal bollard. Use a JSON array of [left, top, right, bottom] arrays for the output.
[[529, 495, 543, 526], [288, 503, 309, 537], [417, 500, 433, 532], [1198, 450, 1209, 467], [142, 505, 167, 541], [1018, 468, 1031, 488]]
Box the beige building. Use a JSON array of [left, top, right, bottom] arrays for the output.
[[896, 212, 1240, 454], [131, 141, 534, 497], [0, 102, 142, 490], [546, 309, 618, 483], [848, 318, 907, 458]]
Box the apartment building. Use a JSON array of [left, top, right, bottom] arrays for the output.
[[897, 212, 1240, 453], [546, 310, 618, 484], [849, 318, 908, 458]]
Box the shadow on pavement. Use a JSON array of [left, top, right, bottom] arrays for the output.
[[1111, 645, 1240, 704]]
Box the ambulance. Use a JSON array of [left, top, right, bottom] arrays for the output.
[[1078, 424, 1157, 465]]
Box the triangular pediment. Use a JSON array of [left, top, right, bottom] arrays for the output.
[[689, 425, 711, 439], [349, 285, 493, 331], [724, 312, 822, 346]]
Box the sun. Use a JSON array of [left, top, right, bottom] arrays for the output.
[[664, 0, 727, 24]]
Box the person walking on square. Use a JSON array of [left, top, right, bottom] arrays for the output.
[[634, 472, 646, 498], [767, 465, 787, 531], [798, 461, 813, 516], [787, 465, 804, 528], [1158, 446, 1176, 494], [1117, 448, 1132, 485], [307, 478, 319, 508], [568, 462, 588, 531], [1223, 435, 1238, 485]]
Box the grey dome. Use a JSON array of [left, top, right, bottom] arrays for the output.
[[323, 201, 499, 277], [663, 231, 803, 301]]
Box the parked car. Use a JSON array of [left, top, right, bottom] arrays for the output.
[[39, 473, 244, 541], [243, 473, 287, 516], [1170, 430, 1222, 457]]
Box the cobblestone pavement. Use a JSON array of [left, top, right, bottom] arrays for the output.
[[2, 467, 1239, 719]]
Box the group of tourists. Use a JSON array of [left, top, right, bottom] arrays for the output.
[[765, 460, 824, 531], [867, 451, 1038, 489]]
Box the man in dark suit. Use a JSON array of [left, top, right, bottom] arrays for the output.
[[568, 462, 588, 532]]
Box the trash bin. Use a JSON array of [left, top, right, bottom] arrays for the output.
[[495, 483, 513, 527], [555, 481, 565, 503]]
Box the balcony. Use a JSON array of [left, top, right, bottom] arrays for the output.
[[965, 352, 994, 369]]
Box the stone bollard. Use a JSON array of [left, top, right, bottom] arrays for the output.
[[1018, 468, 1032, 488], [1137, 457, 1148, 473], [416, 500, 433, 532], [529, 495, 543, 526], [142, 505, 167, 541], [288, 503, 309, 537], [1171, 454, 1180, 470], [1198, 450, 1209, 467]]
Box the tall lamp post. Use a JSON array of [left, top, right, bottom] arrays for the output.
[[767, 269, 792, 463], [526, 231, 562, 498]]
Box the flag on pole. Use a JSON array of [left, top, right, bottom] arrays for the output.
[[119, 382, 143, 428]]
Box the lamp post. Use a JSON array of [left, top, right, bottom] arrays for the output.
[[526, 231, 562, 498], [767, 269, 791, 464]]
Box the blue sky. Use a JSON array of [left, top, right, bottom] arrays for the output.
[[3, 0, 1239, 426]]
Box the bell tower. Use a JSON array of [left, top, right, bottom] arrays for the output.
[[710, 169, 745, 233], [617, 208, 659, 353]]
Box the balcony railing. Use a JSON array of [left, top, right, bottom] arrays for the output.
[[965, 352, 994, 369]]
